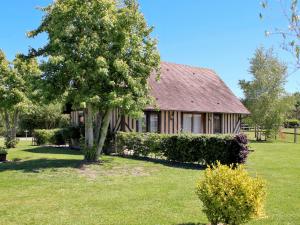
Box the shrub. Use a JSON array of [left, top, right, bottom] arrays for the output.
[[50, 129, 68, 145], [196, 162, 266, 225], [34, 129, 54, 145], [33, 129, 69, 145], [4, 136, 19, 148], [0, 146, 8, 155], [68, 125, 82, 140], [116, 132, 249, 165], [284, 119, 300, 128]]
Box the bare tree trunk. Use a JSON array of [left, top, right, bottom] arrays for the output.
[[11, 110, 19, 140], [94, 111, 102, 143], [4, 110, 11, 138], [84, 108, 88, 146], [84, 109, 89, 146], [86, 103, 94, 148], [96, 108, 112, 160]]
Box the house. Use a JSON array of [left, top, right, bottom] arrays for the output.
[[70, 62, 249, 134]]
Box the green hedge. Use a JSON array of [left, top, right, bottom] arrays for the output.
[[116, 132, 249, 165]]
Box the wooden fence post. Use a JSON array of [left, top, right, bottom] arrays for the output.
[[294, 127, 297, 144]]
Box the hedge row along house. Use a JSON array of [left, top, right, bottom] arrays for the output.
[[69, 62, 249, 135]]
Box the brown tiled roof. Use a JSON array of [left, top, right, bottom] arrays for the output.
[[146, 62, 250, 114]]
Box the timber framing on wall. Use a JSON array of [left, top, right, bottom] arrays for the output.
[[70, 109, 243, 135]]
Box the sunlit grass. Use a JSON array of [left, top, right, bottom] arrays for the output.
[[0, 140, 299, 224]]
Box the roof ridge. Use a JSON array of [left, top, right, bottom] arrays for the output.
[[161, 61, 216, 73]]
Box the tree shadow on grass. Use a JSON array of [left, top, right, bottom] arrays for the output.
[[0, 155, 116, 173], [116, 155, 206, 170], [174, 223, 207, 225], [0, 158, 82, 173], [23, 146, 83, 156]]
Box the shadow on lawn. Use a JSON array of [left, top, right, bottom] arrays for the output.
[[0, 158, 82, 173], [24, 146, 83, 156], [118, 156, 206, 170], [174, 223, 206, 225]]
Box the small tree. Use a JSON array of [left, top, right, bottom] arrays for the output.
[[0, 50, 40, 148], [239, 48, 294, 140], [27, 0, 160, 161]]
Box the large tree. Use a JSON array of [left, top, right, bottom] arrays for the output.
[[28, 0, 160, 161], [240, 48, 294, 140], [0, 50, 40, 147]]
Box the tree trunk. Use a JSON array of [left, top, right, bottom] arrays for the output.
[[84, 108, 88, 146], [84, 103, 96, 162], [94, 111, 102, 143], [86, 103, 94, 148], [11, 110, 19, 140], [4, 110, 11, 138], [96, 108, 112, 159]]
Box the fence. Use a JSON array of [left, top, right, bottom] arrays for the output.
[[241, 126, 300, 144]]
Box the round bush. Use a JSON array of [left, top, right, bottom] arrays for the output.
[[196, 162, 266, 225]]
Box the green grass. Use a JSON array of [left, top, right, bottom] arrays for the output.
[[0, 140, 299, 225]]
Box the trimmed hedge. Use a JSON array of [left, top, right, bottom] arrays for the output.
[[116, 132, 249, 165]]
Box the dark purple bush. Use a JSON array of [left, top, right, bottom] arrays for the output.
[[235, 133, 248, 145], [233, 133, 249, 164]]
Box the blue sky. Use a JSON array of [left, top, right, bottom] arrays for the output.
[[0, 0, 299, 97]]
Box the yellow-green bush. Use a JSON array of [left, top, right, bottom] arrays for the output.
[[196, 162, 266, 225]]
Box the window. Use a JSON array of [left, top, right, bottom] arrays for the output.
[[182, 113, 203, 134], [193, 114, 203, 133], [137, 112, 159, 133], [149, 113, 159, 133], [213, 114, 222, 134], [137, 114, 147, 133], [183, 114, 192, 132]]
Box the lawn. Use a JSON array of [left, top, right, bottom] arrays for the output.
[[0, 140, 299, 225]]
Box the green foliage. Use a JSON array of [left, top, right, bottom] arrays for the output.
[[33, 126, 83, 146], [239, 48, 294, 139], [4, 136, 19, 149], [33, 129, 68, 146], [68, 125, 82, 140], [0, 146, 8, 155], [27, 0, 160, 160], [284, 119, 300, 128], [0, 50, 41, 143], [83, 146, 98, 162], [28, 0, 160, 112], [116, 132, 249, 165], [196, 162, 266, 225], [19, 103, 70, 134], [33, 129, 56, 145]]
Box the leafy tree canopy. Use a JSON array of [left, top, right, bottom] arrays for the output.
[[28, 0, 160, 117], [0, 50, 41, 147], [240, 47, 294, 139]]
